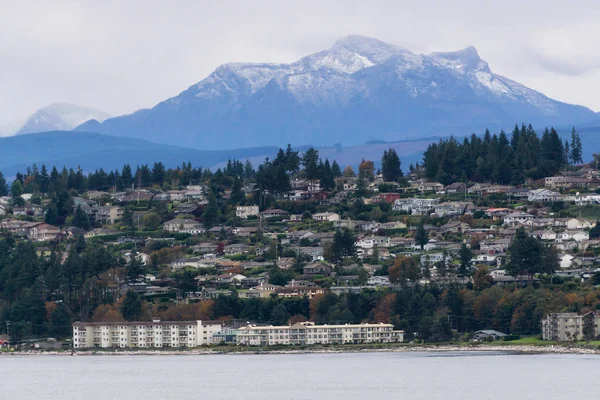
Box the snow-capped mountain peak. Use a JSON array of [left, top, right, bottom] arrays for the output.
[[430, 46, 489, 73], [75, 35, 595, 149], [17, 103, 110, 135]]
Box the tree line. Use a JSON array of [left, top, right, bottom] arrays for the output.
[[422, 125, 583, 185]]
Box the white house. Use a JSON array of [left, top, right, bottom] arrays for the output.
[[556, 231, 589, 242], [367, 276, 391, 286], [312, 212, 340, 222], [356, 236, 391, 249], [236, 206, 259, 219], [559, 254, 575, 269], [503, 212, 534, 226]]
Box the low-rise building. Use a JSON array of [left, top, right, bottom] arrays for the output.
[[236, 322, 404, 346], [236, 206, 260, 219], [312, 212, 340, 222], [73, 320, 224, 348], [542, 312, 600, 341]]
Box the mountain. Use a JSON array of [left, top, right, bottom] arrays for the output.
[[17, 103, 111, 135], [0, 131, 278, 177], [76, 35, 595, 149]]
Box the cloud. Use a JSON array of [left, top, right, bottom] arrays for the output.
[[1, 0, 600, 133]]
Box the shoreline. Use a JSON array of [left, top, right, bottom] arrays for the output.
[[3, 343, 600, 356]]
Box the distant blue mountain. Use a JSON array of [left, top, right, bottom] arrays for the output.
[[0, 131, 278, 177], [75, 35, 595, 149]]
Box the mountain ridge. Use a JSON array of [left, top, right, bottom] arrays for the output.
[[75, 35, 595, 149], [17, 103, 110, 135]]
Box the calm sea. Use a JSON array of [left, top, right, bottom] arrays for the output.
[[0, 352, 598, 399]]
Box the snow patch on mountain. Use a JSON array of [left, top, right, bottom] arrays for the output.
[[17, 103, 110, 135]]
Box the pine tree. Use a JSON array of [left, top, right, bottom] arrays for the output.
[[72, 206, 91, 231], [331, 160, 342, 178], [0, 171, 7, 196], [320, 159, 335, 191], [126, 250, 146, 280], [570, 127, 583, 165], [415, 224, 428, 250], [302, 148, 320, 180], [381, 148, 402, 182], [120, 290, 142, 321]]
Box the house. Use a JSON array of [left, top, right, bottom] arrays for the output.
[[417, 181, 444, 193], [303, 262, 332, 276], [236, 205, 260, 219], [12, 204, 44, 217], [96, 206, 124, 224], [545, 176, 591, 189], [261, 209, 289, 219], [527, 188, 562, 202], [223, 244, 250, 256], [531, 230, 557, 241], [356, 236, 391, 249], [28, 224, 61, 242], [367, 276, 390, 286], [122, 190, 153, 203], [163, 218, 205, 235], [312, 212, 340, 222], [393, 198, 440, 215], [503, 211, 534, 226], [560, 254, 575, 269], [434, 202, 472, 217], [473, 330, 507, 341], [217, 273, 247, 284], [444, 182, 466, 194], [286, 230, 314, 242], [174, 203, 198, 215], [277, 257, 295, 270], [556, 230, 589, 242], [440, 221, 470, 234], [298, 247, 325, 261]]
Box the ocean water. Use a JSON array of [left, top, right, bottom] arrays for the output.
[[1, 351, 598, 399]]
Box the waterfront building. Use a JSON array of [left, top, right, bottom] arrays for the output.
[[73, 320, 223, 349], [236, 322, 404, 346]]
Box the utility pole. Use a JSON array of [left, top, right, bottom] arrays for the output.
[[6, 321, 11, 346]]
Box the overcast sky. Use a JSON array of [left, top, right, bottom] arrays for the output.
[[1, 0, 599, 135]]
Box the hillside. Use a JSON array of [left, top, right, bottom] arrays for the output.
[[0, 131, 278, 177]]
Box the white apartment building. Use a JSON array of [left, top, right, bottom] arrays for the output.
[[236, 206, 260, 219], [73, 320, 223, 349], [237, 322, 404, 346]]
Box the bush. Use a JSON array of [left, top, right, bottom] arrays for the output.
[[503, 335, 521, 341]]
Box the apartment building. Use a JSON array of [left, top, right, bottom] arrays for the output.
[[237, 322, 404, 346], [541, 312, 600, 341], [73, 320, 223, 349]]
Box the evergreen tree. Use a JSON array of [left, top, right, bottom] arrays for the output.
[[570, 127, 583, 165], [320, 159, 335, 191], [302, 148, 320, 180], [120, 289, 142, 321], [458, 243, 474, 279], [381, 148, 402, 182], [331, 160, 342, 178], [202, 192, 219, 229], [506, 227, 543, 278], [0, 171, 7, 196], [72, 206, 91, 231], [126, 250, 146, 280], [415, 224, 428, 250]]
